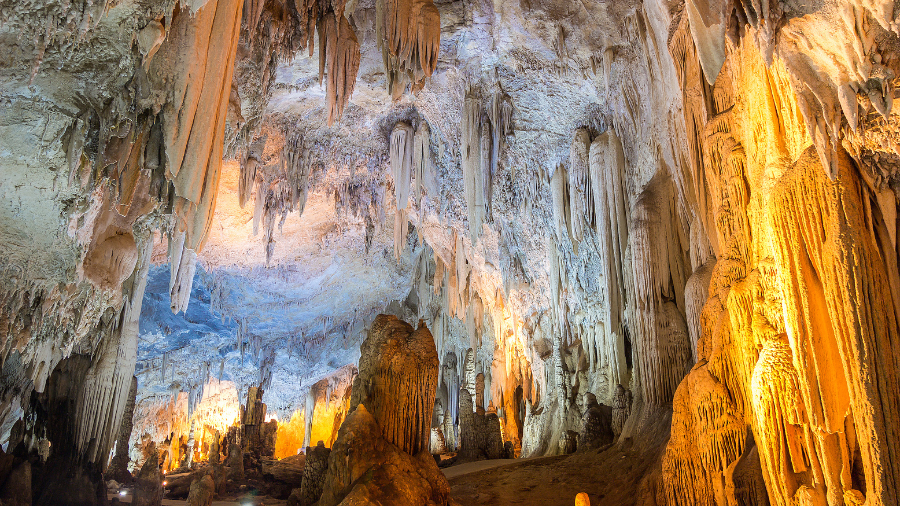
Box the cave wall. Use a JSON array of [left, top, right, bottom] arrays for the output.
[[0, 0, 248, 488], [660, 2, 900, 504]]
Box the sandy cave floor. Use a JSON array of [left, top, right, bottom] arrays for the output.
[[111, 445, 665, 506], [447, 410, 672, 505], [447, 446, 663, 506]]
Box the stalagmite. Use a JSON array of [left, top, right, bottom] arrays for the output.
[[457, 388, 476, 459], [318, 404, 451, 506], [133, 443, 163, 506], [75, 240, 152, 465], [611, 385, 631, 438], [350, 315, 439, 455], [578, 393, 613, 450], [299, 441, 331, 506]]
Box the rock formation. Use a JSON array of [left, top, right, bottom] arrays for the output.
[[318, 404, 450, 506], [350, 314, 439, 456], [132, 444, 163, 506], [4, 0, 900, 504], [578, 394, 614, 451], [187, 474, 215, 506], [298, 442, 331, 506]]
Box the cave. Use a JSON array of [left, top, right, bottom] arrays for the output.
[[1, 0, 900, 505]]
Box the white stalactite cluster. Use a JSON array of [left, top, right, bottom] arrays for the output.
[[389, 120, 436, 260], [461, 88, 512, 242]]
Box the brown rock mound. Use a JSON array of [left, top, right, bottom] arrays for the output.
[[318, 404, 450, 506]]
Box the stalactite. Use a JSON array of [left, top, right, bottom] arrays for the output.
[[479, 111, 494, 223], [391, 123, 415, 260], [550, 164, 573, 247], [591, 129, 630, 392], [391, 122, 415, 211], [413, 121, 436, 200], [168, 230, 198, 315], [239, 153, 258, 208], [319, 13, 361, 126], [568, 128, 592, 246], [768, 147, 900, 503], [628, 170, 690, 406], [282, 133, 312, 218], [685, 260, 715, 363], [462, 92, 485, 242], [375, 0, 440, 95], [489, 90, 512, 180], [160, 0, 243, 256]]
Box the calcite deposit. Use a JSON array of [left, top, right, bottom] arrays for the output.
[[2, 0, 900, 504]]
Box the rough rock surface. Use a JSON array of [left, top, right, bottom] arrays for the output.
[[578, 395, 614, 451], [298, 442, 330, 506], [132, 445, 163, 506], [318, 404, 451, 506], [349, 314, 439, 456], [262, 453, 306, 486], [0, 460, 31, 506], [187, 474, 215, 506]]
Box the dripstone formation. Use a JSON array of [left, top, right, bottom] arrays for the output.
[[318, 315, 450, 505], [4, 0, 900, 504]]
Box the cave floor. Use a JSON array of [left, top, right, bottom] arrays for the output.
[[447, 411, 672, 506], [110, 493, 288, 505], [447, 446, 661, 506]]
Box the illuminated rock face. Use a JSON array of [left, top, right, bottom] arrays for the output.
[[318, 404, 451, 506], [350, 314, 439, 456], [3, 0, 900, 504]]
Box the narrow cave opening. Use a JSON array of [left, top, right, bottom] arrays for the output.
[[623, 326, 634, 372]]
